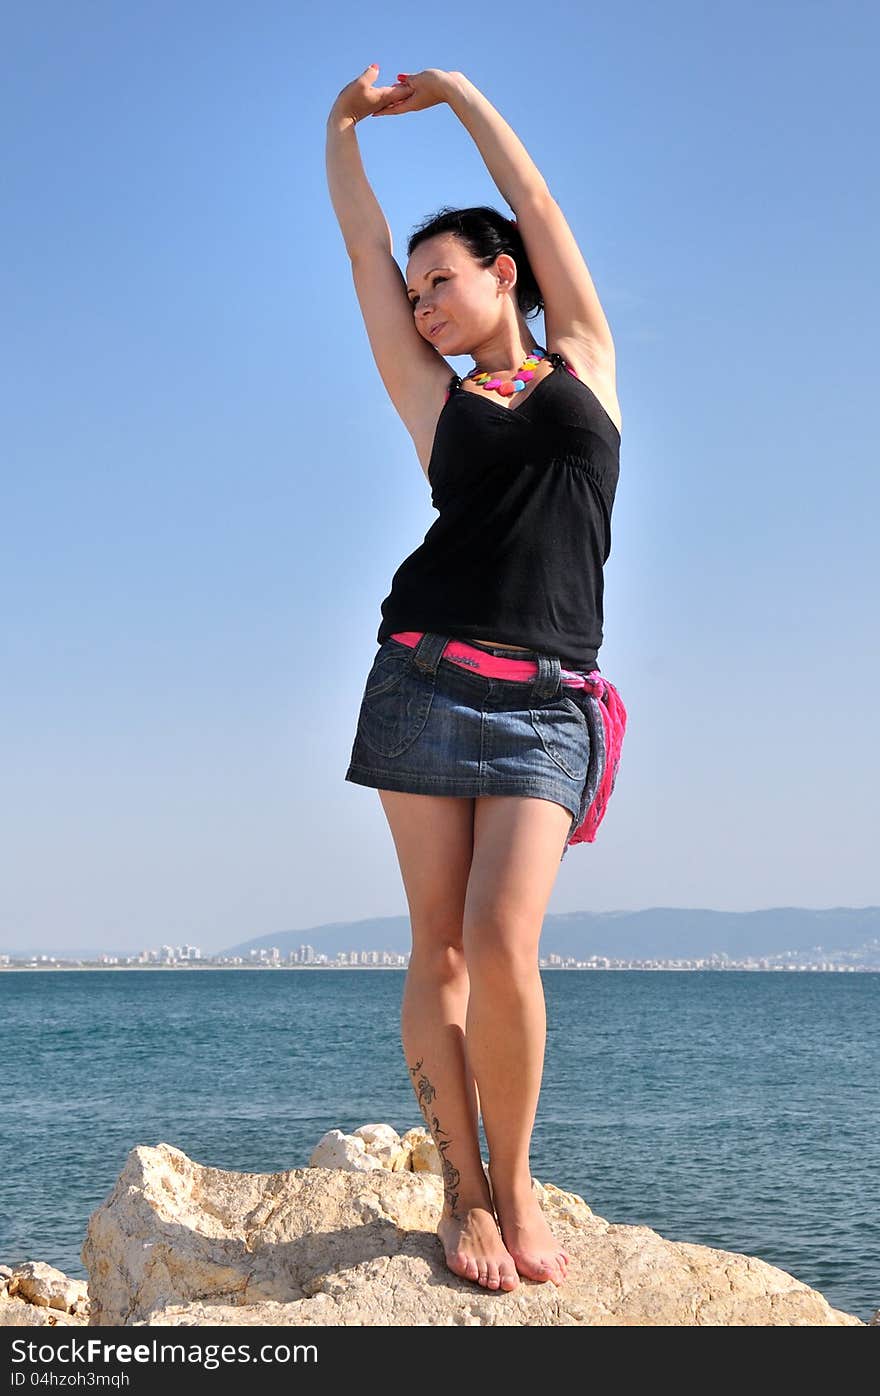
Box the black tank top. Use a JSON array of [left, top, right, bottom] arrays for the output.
[[376, 349, 621, 671]]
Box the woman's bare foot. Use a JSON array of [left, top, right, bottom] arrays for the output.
[[437, 1199, 520, 1291], [489, 1172, 570, 1285]]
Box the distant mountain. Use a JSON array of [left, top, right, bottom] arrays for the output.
[[221, 906, 880, 964], [7, 907, 878, 965]]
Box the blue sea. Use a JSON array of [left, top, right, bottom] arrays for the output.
[[1, 969, 876, 1323]]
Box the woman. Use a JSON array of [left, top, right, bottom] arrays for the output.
[[325, 65, 627, 1294]]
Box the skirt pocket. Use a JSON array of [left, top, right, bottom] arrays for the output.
[[358, 649, 436, 759], [529, 694, 590, 780], [363, 642, 411, 699]]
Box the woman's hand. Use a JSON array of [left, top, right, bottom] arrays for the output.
[[329, 63, 413, 126], [370, 68, 453, 117]]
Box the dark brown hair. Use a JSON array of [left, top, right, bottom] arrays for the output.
[[407, 205, 543, 320]]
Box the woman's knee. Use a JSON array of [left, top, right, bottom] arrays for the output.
[[408, 934, 468, 973], [462, 910, 541, 977]]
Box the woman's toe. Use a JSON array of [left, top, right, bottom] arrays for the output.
[[511, 1250, 557, 1283]]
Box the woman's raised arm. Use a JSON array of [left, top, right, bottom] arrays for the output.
[[442, 72, 551, 208], [324, 67, 456, 470], [325, 119, 391, 259], [453, 70, 616, 362], [375, 70, 550, 211], [375, 70, 615, 360], [325, 65, 410, 259]]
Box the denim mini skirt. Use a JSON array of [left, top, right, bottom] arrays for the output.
[[345, 631, 606, 856]]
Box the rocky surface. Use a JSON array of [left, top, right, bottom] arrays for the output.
[[0, 1262, 90, 1326], [4, 1125, 872, 1326], [82, 1127, 865, 1326]]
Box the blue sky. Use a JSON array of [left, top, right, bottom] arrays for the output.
[[2, 1, 877, 954]]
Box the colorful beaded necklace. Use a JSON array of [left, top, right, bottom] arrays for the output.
[[465, 345, 549, 398]]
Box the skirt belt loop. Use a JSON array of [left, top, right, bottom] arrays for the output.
[[410, 632, 449, 676], [532, 652, 563, 703]]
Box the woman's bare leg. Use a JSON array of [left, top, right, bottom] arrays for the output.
[[463, 795, 574, 1285], [378, 789, 520, 1292]]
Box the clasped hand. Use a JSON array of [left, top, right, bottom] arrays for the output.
[[331, 64, 451, 124]]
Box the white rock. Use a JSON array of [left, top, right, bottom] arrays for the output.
[[78, 1139, 864, 1328], [4, 1262, 88, 1316], [352, 1123, 401, 1148], [308, 1129, 382, 1172], [350, 1123, 409, 1171]]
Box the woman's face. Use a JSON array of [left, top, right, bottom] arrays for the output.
[[405, 233, 516, 354]]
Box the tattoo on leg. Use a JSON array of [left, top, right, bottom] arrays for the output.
[[409, 1056, 435, 1114], [409, 1056, 462, 1220]]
